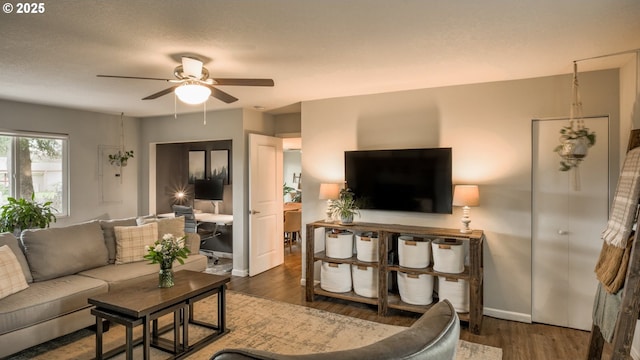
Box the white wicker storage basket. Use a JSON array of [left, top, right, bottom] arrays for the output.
[[352, 264, 378, 298], [438, 276, 469, 312], [397, 271, 434, 305], [320, 262, 352, 293], [325, 230, 354, 259], [398, 235, 431, 268], [432, 239, 464, 274], [355, 232, 379, 262]]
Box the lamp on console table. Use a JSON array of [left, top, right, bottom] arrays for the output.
[[452, 185, 480, 234], [319, 183, 340, 222]]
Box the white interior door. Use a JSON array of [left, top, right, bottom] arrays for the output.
[[249, 134, 283, 276], [532, 117, 609, 330]]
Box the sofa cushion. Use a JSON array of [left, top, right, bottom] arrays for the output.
[[99, 217, 138, 264], [138, 216, 186, 239], [0, 274, 107, 335], [0, 232, 32, 283], [21, 221, 109, 282], [114, 222, 158, 264], [78, 253, 207, 291], [0, 245, 29, 300]]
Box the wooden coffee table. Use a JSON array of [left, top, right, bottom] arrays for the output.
[[88, 270, 230, 360]]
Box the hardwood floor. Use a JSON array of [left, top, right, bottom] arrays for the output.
[[227, 244, 613, 360]]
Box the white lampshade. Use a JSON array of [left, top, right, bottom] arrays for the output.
[[319, 183, 340, 200], [175, 83, 211, 105], [452, 185, 479, 207]]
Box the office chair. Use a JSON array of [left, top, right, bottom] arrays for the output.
[[172, 205, 219, 264]]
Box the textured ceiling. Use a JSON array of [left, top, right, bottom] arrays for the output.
[[1, 0, 639, 117]]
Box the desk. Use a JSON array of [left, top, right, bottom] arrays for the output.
[[283, 202, 301, 212], [158, 212, 233, 226]]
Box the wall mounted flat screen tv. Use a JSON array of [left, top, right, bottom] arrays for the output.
[[194, 178, 224, 201], [345, 148, 452, 214]]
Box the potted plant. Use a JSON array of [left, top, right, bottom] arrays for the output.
[[328, 188, 360, 224], [554, 124, 596, 171], [0, 193, 57, 236], [108, 150, 134, 167]]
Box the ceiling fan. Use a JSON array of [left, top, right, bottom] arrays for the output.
[[97, 56, 274, 105]]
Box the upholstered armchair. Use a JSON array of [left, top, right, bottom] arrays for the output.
[[211, 300, 460, 360]]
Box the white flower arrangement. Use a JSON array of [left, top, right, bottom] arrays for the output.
[[144, 233, 190, 265]]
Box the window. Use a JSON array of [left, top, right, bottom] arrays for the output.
[[0, 131, 68, 216]]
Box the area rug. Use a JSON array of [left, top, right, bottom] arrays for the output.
[[9, 291, 502, 359]]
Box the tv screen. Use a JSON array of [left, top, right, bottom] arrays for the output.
[[345, 148, 452, 214], [194, 178, 224, 201]]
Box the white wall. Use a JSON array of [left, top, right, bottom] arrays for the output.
[[300, 69, 621, 320], [0, 99, 139, 224]]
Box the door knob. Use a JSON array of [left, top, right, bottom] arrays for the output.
[[558, 230, 569, 235], [249, 210, 261, 215]]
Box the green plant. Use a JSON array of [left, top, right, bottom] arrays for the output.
[[283, 183, 295, 197], [328, 188, 360, 222], [0, 193, 57, 233], [108, 150, 134, 166], [554, 124, 596, 171], [283, 183, 302, 202]]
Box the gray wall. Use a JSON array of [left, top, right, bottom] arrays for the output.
[[300, 69, 621, 322], [0, 99, 140, 224]]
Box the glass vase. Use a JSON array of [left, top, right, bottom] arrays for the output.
[[158, 259, 174, 288]]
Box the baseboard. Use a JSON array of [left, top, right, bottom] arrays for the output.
[[483, 307, 532, 323], [232, 268, 249, 277]]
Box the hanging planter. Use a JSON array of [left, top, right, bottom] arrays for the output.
[[555, 125, 596, 171], [553, 62, 596, 189], [108, 112, 134, 168], [108, 150, 134, 167]]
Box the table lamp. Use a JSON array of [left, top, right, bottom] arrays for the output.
[[319, 183, 340, 222], [452, 185, 479, 233]]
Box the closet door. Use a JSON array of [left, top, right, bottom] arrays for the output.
[[532, 117, 609, 330]]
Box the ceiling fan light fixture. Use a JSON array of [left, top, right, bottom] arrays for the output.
[[175, 82, 211, 105]]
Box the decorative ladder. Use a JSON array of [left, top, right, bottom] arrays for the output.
[[588, 129, 640, 359]]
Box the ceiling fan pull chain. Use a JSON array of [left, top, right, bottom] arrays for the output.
[[174, 93, 177, 119], [203, 101, 207, 125]]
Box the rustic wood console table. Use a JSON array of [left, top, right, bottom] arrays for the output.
[[305, 220, 484, 334]]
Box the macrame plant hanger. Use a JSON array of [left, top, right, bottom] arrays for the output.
[[558, 62, 591, 190]]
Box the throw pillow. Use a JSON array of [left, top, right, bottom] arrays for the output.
[[21, 220, 109, 282], [0, 232, 32, 283], [0, 245, 29, 300], [114, 222, 158, 264], [138, 216, 185, 240], [99, 217, 138, 264], [136, 214, 157, 226]]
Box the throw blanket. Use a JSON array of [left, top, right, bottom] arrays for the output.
[[594, 233, 634, 294], [592, 282, 623, 343], [601, 147, 640, 248]]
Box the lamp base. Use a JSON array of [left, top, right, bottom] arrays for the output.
[[460, 207, 472, 233]]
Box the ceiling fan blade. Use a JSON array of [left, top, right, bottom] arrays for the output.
[[97, 74, 171, 81], [142, 85, 179, 100], [212, 78, 274, 87], [206, 85, 238, 103]]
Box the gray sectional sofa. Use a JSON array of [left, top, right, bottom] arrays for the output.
[[0, 216, 207, 358]]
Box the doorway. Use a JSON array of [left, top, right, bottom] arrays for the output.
[[283, 140, 302, 261], [531, 116, 609, 330]]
